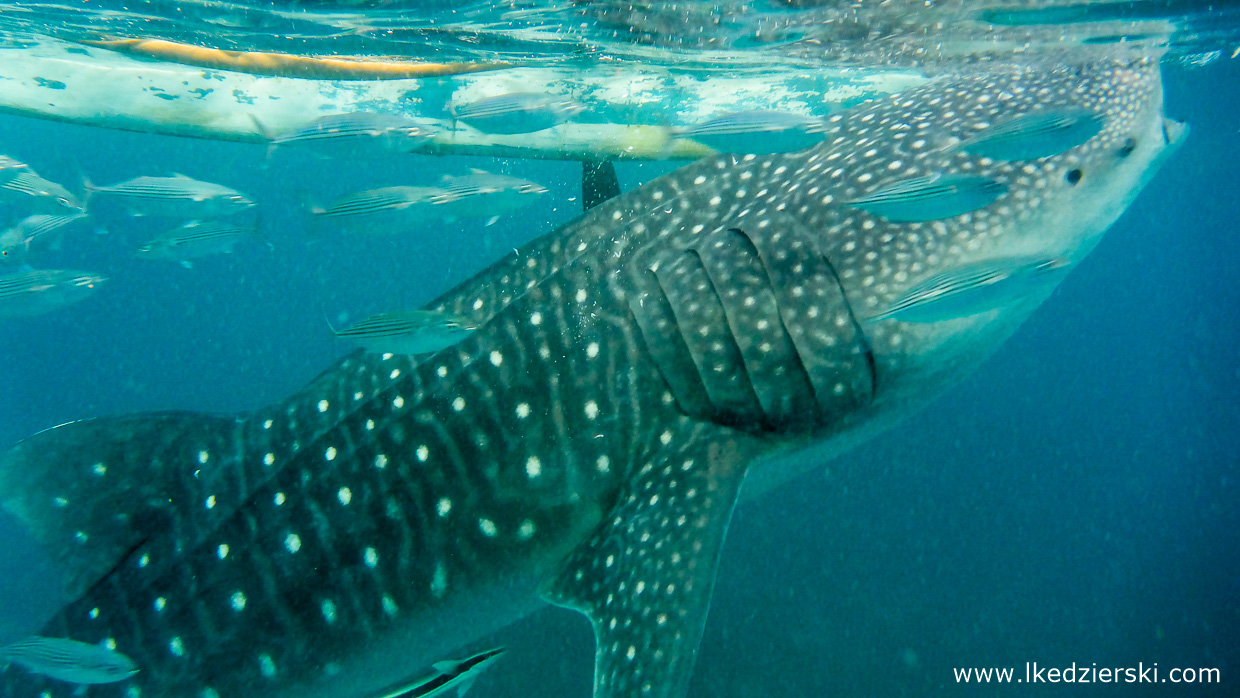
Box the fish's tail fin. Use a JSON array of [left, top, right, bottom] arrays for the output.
[[79, 172, 96, 211], [0, 412, 244, 603], [248, 114, 278, 161]]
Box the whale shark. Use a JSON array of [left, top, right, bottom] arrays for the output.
[[0, 58, 1184, 698]]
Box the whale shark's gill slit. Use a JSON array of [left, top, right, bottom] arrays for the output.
[[811, 247, 879, 398], [709, 227, 818, 430]]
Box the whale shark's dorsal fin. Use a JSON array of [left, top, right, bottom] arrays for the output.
[[543, 425, 751, 698]]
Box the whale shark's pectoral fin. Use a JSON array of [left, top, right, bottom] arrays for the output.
[[542, 428, 752, 698]]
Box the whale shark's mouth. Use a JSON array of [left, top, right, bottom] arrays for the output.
[[625, 220, 876, 434]]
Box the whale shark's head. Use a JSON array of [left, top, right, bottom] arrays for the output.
[[779, 58, 1186, 415]]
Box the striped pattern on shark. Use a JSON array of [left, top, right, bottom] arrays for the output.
[[0, 58, 1183, 698]]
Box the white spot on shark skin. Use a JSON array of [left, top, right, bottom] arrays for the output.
[[263, 419, 273, 430], [317, 399, 329, 413], [437, 365, 448, 377], [586, 342, 599, 358], [321, 599, 338, 624], [154, 597, 166, 612], [285, 533, 302, 553], [364, 547, 378, 568], [431, 563, 448, 597], [660, 430, 673, 445], [490, 350, 504, 366], [217, 543, 229, 559], [597, 455, 611, 472], [585, 400, 599, 420], [264, 452, 275, 466], [453, 397, 466, 411], [231, 591, 246, 611], [390, 369, 400, 380], [54, 496, 68, 507], [416, 445, 429, 462], [205, 495, 217, 509], [375, 453, 388, 469], [198, 450, 209, 464], [517, 520, 536, 540], [366, 419, 375, 431], [92, 462, 106, 476], [526, 456, 542, 478], [516, 403, 531, 419], [381, 595, 398, 617], [393, 395, 405, 409], [437, 498, 452, 517], [479, 518, 498, 536], [138, 554, 150, 568], [170, 637, 186, 657], [575, 288, 588, 303], [325, 446, 337, 461], [530, 311, 543, 325], [337, 487, 352, 505], [473, 298, 484, 310], [274, 492, 286, 506], [89, 608, 99, 619], [259, 654, 277, 678]]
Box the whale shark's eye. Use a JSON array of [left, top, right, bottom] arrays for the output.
[[1065, 169, 1083, 185], [1117, 138, 1137, 158]]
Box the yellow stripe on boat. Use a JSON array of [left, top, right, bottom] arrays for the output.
[[79, 38, 512, 81]]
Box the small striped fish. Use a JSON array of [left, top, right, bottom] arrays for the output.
[[136, 219, 261, 267], [0, 172, 85, 214], [451, 92, 584, 134], [0, 154, 31, 183], [259, 112, 433, 157], [436, 170, 549, 199], [430, 171, 549, 225], [331, 309, 476, 356], [957, 108, 1105, 161], [85, 174, 254, 218], [869, 257, 1071, 323], [847, 173, 1007, 222], [0, 636, 137, 684], [368, 647, 505, 698], [0, 213, 88, 260], [0, 269, 106, 318], [311, 186, 446, 234], [673, 109, 827, 154]]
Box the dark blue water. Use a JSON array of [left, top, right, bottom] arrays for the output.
[[1, 58, 1236, 696]]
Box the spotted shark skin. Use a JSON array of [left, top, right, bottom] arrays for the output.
[[0, 59, 1183, 698]]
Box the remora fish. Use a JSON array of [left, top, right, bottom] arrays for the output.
[[0, 637, 136, 684], [0, 61, 1184, 698], [84, 174, 254, 218], [0, 269, 105, 318], [368, 647, 504, 698], [331, 309, 476, 356]]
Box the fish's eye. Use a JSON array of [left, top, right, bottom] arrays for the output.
[[1116, 138, 1136, 158], [1065, 169, 1083, 185]]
